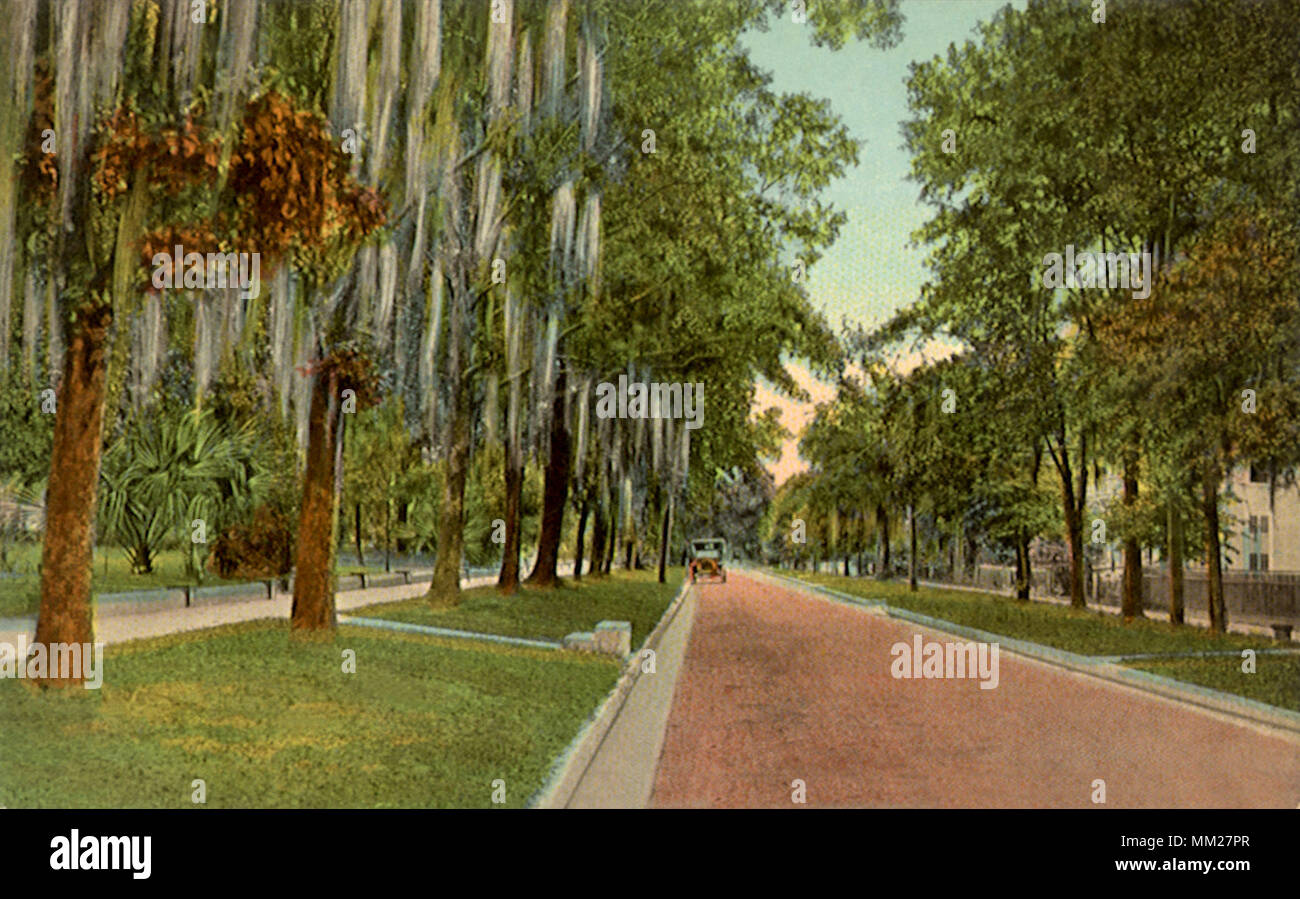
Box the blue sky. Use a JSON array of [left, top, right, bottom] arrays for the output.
[[743, 0, 1021, 482]]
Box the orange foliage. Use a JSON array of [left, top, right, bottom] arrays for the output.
[[228, 92, 387, 267], [20, 59, 57, 204], [59, 89, 388, 285]]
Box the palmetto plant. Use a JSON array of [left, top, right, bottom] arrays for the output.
[[98, 408, 264, 577], [0, 473, 45, 573]]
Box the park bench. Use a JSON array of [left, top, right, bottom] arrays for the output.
[[1271, 623, 1293, 641], [166, 583, 195, 607], [168, 579, 280, 608]]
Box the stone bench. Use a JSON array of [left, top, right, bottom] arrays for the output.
[[1271, 623, 1294, 641]]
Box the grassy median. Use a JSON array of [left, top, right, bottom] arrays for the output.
[[357, 567, 685, 650], [776, 569, 1299, 713]]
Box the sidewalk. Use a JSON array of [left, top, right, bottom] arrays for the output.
[[0, 565, 571, 647]]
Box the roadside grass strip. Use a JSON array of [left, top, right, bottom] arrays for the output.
[[359, 568, 684, 651], [0, 620, 621, 808], [766, 569, 1300, 726]]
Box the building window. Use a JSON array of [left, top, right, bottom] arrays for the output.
[[1246, 515, 1270, 571], [1249, 463, 1269, 483]]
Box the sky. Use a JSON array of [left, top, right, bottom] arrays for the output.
[[742, 0, 1022, 485]]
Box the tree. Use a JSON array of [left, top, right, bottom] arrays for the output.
[[1099, 210, 1300, 632]]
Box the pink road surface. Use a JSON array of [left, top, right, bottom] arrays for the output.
[[649, 571, 1300, 808]]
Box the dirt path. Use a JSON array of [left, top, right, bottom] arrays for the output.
[[649, 571, 1300, 808]]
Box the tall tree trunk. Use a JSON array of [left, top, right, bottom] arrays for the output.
[[395, 501, 408, 554], [497, 456, 523, 593], [32, 0, 131, 684], [354, 502, 365, 567], [1061, 494, 1085, 608], [1013, 535, 1026, 600], [657, 491, 673, 584], [1121, 455, 1142, 619], [573, 493, 590, 582], [907, 504, 918, 590], [1167, 499, 1184, 625], [589, 504, 607, 577], [876, 504, 890, 579], [1052, 428, 1088, 608], [527, 365, 570, 587], [605, 505, 618, 574], [291, 364, 342, 633], [1201, 468, 1227, 633], [1016, 531, 1031, 600], [428, 375, 470, 607], [33, 304, 112, 686]]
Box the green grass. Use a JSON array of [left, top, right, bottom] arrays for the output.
[[0, 545, 390, 618], [0, 620, 621, 808], [777, 570, 1291, 657], [1125, 656, 1300, 713], [359, 568, 684, 650]]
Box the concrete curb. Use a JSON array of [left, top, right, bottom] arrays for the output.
[[528, 577, 694, 809], [339, 615, 566, 652], [765, 570, 1300, 738]]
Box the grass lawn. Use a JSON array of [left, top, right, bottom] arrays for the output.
[[358, 568, 685, 650], [0, 620, 621, 808], [778, 570, 1291, 657], [0, 546, 391, 618], [1126, 655, 1300, 714]]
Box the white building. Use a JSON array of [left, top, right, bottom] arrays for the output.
[[1090, 464, 1299, 572]]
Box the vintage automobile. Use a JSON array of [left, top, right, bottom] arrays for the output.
[[688, 537, 728, 584]]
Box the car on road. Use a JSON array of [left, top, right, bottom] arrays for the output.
[[689, 538, 728, 584]]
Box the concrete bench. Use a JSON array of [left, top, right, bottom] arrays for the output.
[[563, 620, 632, 657], [1271, 623, 1294, 641]]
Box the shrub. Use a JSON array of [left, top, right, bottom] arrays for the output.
[[207, 505, 294, 581]]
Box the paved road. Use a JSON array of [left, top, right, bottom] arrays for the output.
[[647, 571, 1300, 808]]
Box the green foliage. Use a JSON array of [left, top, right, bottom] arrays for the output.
[[0, 371, 53, 487], [98, 406, 268, 577]]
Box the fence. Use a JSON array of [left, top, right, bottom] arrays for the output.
[[944, 562, 1300, 627]]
